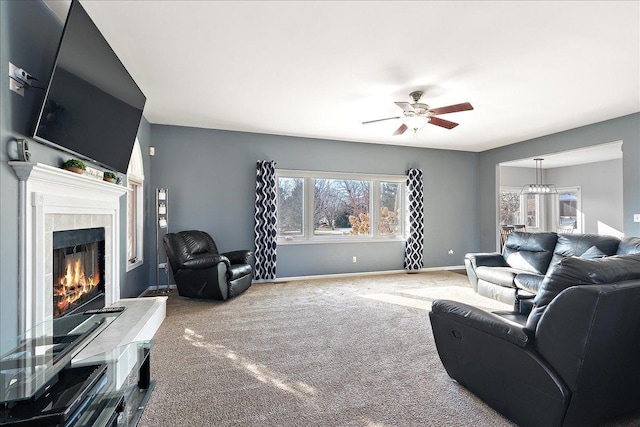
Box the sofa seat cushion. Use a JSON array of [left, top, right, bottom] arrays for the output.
[[229, 263, 252, 281], [514, 273, 544, 294], [476, 266, 524, 288]]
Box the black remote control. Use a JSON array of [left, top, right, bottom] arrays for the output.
[[84, 306, 126, 315]]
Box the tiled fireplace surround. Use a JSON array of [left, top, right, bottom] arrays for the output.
[[10, 162, 127, 336]]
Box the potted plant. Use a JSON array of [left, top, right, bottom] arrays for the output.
[[62, 159, 86, 174], [103, 171, 117, 183]]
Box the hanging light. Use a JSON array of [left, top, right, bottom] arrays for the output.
[[521, 158, 558, 195], [405, 115, 429, 131]]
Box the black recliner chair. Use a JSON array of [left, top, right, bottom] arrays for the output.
[[163, 230, 253, 300], [430, 254, 640, 427]]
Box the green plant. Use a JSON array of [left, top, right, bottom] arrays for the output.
[[62, 158, 86, 170], [103, 171, 117, 180]]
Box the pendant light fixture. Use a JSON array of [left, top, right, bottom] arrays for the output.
[[521, 158, 558, 195]]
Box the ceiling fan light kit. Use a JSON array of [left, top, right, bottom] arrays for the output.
[[363, 90, 474, 136], [521, 158, 558, 195]]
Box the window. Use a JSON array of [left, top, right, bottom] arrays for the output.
[[555, 186, 581, 232], [276, 170, 405, 242], [313, 178, 370, 237], [499, 187, 540, 228], [523, 193, 540, 228], [499, 190, 521, 225], [126, 139, 144, 271], [277, 177, 304, 238]]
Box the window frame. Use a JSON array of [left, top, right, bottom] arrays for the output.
[[276, 169, 406, 244], [126, 139, 144, 271]]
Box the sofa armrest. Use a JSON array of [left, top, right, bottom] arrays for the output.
[[431, 299, 530, 347], [465, 252, 509, 268], [464, 252, 509, 292], [221, 250, 254, 265], [182, 254, 230, 270]]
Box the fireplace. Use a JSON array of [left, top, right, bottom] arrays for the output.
[[11, 162, 127, 335], [53, 227, 106, 318]]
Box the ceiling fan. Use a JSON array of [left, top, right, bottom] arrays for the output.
[[363, 91, 474, 135]]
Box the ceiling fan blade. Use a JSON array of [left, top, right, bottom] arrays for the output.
[[394, 102, 415, 113], [393, 123, 408, 135], [429, 116, 459, 129], [362, 116, 401, 125], [429, 102, 474, 115]]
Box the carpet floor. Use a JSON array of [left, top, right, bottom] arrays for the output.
[[137, 271, 640, 427]]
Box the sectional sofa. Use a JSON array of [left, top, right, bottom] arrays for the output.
[[464, 232, 640, 310], [431, 252, 640, 426]]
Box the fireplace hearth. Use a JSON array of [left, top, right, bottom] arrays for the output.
[[53, 228, 106, 317]]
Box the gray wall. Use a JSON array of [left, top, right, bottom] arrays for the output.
[[479, 113, 640, 251], [547, 159, 623, 234], [0, 1, 151, 351], [500, 159, 624, 234], [149, 125, 479, 278]]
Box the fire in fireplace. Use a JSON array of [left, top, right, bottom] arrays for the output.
[[53, 227, 106, 318]]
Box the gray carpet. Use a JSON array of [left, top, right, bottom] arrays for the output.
[[137, 271, 638, 427]]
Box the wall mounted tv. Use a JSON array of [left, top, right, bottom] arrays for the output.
[[33, 0, 146, 174]]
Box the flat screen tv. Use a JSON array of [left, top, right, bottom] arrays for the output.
[[33, 0, 146, 174]]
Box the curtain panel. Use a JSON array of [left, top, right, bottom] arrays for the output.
[[404, 168, 424, 271], [254, 160, 277, 280]]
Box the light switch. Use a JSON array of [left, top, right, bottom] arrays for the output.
[[634, 214, 640, 223]]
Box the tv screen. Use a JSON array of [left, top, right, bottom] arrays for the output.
[[34, 0, 146, 174]]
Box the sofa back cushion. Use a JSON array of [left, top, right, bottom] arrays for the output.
[[502, 232, 557, 275], [526, 254, 640, 331], [617, 237, 640, 255], [549, 233, 620, 266], [181, 230, 219, 255]]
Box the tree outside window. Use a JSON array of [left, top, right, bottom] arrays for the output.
[[500, 191, 521, 225], [313, 179, 369, 236], [277, 177, 304, 238]]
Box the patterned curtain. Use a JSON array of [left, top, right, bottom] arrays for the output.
[[254, 160, 277, 280], [404, 168, 424, 271]]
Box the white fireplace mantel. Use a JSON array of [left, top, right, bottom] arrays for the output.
[[10, 162, 128, 335]]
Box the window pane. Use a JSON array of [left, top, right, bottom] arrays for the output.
[[525, 194, 539, 228], [559, 191, 578, 230], [127, 182, 138, 262], [277, 177, 304, 238], [314, 179, 370, 236], [500, 192, 520, 225], [379, 182, 400, 235]]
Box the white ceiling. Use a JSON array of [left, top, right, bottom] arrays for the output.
[[45, 1, 639, 153], [502, 141, 623, 169]]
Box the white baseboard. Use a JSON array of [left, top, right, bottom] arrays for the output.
[[253, 265, 466, 284]]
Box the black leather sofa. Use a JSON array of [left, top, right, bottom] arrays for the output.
[[163, 230, 254, 300], [465, 232, 640, 308], [430, 253, 640, 427]]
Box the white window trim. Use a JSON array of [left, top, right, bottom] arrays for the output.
[[277, 169, 406, 244], [126, 139, 144, 271]]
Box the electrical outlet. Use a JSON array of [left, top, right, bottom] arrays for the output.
[[158, 262, 167, 269], [352, 256, 357, 263], [634, 214, 640, 223], [9, 77, 24, 96], [448, 249, 454, 255]]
